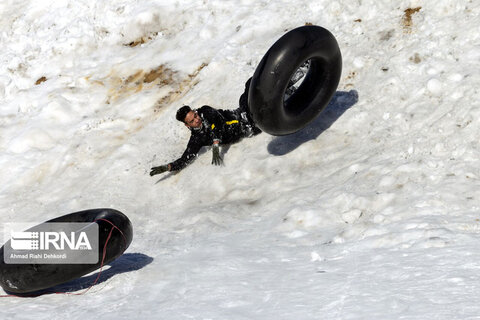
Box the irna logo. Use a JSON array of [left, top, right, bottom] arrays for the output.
[[4, 222, 99, 264], [10, 231, 93, 251]]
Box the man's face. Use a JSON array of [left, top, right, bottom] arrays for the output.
[[184, 110, 202, 129]]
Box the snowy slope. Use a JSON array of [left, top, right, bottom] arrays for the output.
[[1, 0, 480, 319]]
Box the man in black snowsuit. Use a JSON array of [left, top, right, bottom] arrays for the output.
[[150, 79, 261, 176]]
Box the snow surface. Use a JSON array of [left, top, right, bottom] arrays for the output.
[[1, 0, 480, 319]]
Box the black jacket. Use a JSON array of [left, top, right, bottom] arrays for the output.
[[169, 105, 256, 171]]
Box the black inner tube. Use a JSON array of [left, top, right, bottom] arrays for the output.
[[0, 208, 133, 294], [248, 25, 342, 136]]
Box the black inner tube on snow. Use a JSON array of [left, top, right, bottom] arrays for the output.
[[248, 25, 342, 136], [0, 208, 133, 294]]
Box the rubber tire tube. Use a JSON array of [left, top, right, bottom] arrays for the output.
[[248, 25, 342, 136], [0, 208, 133, 294]]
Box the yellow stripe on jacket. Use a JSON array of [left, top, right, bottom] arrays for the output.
[[211, 120, 238, 130]]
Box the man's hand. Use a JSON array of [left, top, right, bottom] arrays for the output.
[[211, 143, 223, 166], [150, 164, 170, 176]]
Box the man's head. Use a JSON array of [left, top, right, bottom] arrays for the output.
[[176, 105, 202, 129]]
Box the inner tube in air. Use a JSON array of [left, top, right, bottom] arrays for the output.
[[0, 208, 133, 294], [248, 25, 342, 136]]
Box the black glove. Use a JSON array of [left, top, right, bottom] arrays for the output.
[[211, 144, 223, 166], [150, 164, 170, 176]]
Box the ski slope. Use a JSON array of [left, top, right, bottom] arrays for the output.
[[1, 0, 480, 318]]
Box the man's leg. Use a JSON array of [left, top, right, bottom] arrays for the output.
[[238, 77, 251, 113], [237, 77, 262, 136]]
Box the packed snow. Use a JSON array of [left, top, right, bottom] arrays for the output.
[[1, 0, 480, 319]]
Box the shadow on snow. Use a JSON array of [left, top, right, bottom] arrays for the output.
[[267, 90, 359, 156], [6, 252, 153, 297]]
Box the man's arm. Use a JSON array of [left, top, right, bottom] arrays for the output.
[[198, 106, 226, 166], [150, 135, 203, 176], [199, 105, 226, 144], [169, 135, 203, 171]]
